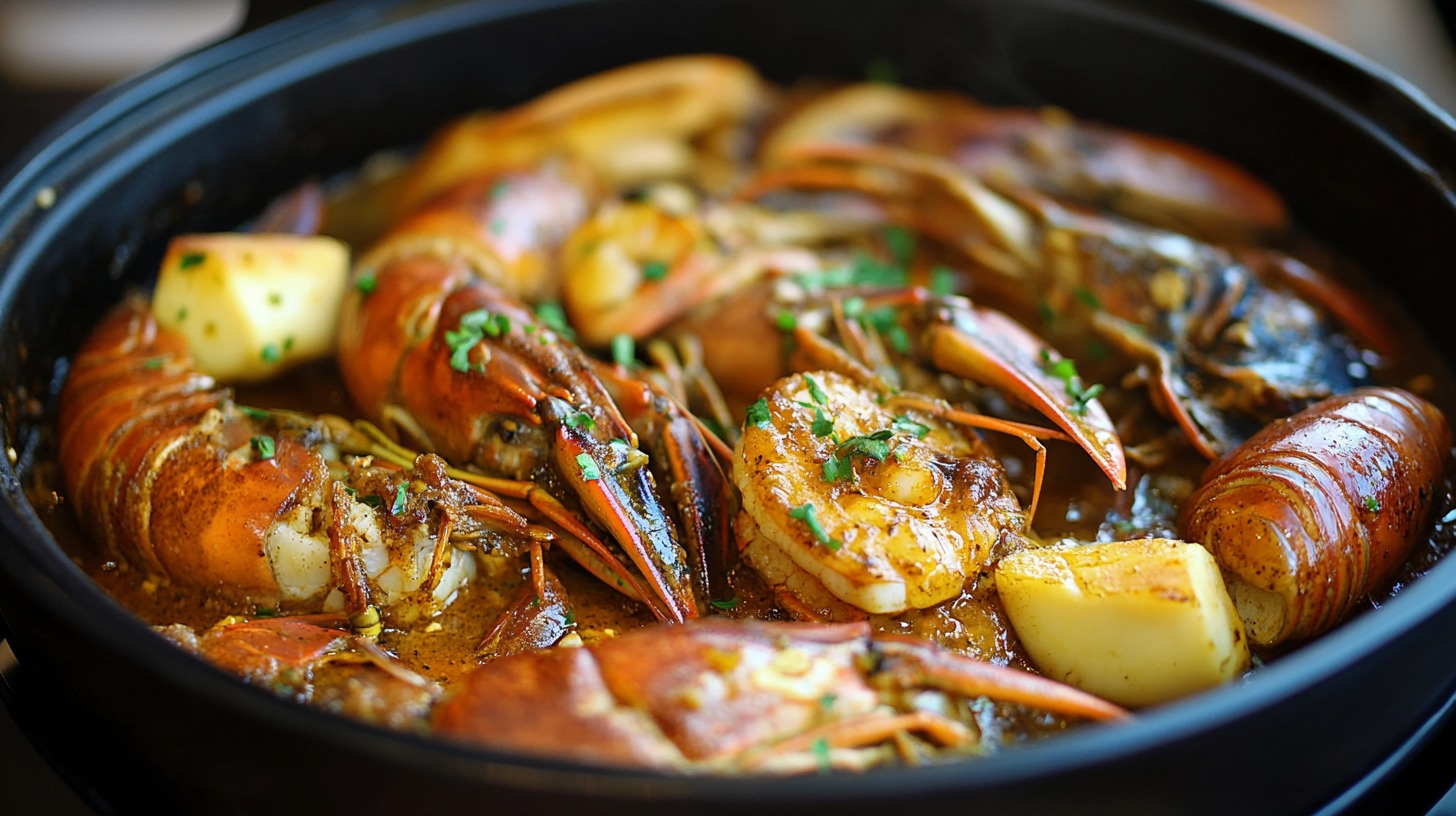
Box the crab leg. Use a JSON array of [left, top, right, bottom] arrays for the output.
[[872, 635, 1131, 722]]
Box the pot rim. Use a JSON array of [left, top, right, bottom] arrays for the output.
[[3, 0, 1456, 802]]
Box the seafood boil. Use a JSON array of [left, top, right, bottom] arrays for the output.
[[49, 55, 1455, 773]]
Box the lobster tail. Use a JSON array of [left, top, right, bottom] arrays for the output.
[[1180, 387, 1451, 647]]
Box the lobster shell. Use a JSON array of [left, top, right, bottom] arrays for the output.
[[1180, 387, 1451, 648]]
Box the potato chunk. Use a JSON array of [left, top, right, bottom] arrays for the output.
[[995, 539, 1249, 707], [152, 234, 350, 383]]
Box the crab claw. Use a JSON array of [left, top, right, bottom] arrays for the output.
[[544, 396, 699, 623], [917, 296, 1127, 490]]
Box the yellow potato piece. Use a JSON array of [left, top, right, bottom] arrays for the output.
[[995, 539, 1250, 707], [152, 234, 350, 383]]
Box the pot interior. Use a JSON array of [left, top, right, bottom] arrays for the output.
[[3, 1, 1456, 813]]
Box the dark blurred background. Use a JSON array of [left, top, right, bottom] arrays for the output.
[[2, 0, 1456, 812]]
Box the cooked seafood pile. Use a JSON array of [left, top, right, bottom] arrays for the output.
[[54, 55, 1454, 773]]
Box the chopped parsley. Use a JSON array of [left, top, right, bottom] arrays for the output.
[[746, 397, 772, 429], [812, 737, 833, 773], [804, 374, 829, 406], [566, 411, 596, 431], [1364, 495, 1381, 512], [391, 483, 408, 515], [1037, 300, 1057, 328], [260, 343, 282, 364], [249, 435, 275, 461], [797, 252, 908, 290], [446, 309, 511, 373], [576, 453, 601, 481], [708, 597, 740, 611], [789, 502, 841, 551], [355, 272, 378, 294], [929, 265, 957, 296], [891, 415, 931, 439], [810, 407, 836, 438], [563, 609, 577, 626], [822, 429, 898, 483], [1074, 286, 1103, 310], [861, 306, 910, 354], [178, 251, 206, 270], [359, 494, 384, 509], [641, 260, 669, 281], [882, 225, 915, 267], [534, 302, 575, 340], [611, 333, 636, 367], [776, 310, 798, 331], [1038, 350, 1105, 417]]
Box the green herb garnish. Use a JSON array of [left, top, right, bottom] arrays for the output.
[[789, 502, 840, 551], [576, 453, 601, 481], [882, 225, 914, 267], [446, 309, 511, 373], [746, 397, 772, 429], [812, 737, 833, 773], [566, 411, 596, 431], [1074, 286, 1103, 310], [355, 272, 377, 295], [1038, 350, 1105, 416], [260, 343, 282, 364], [1364, 495, 1381, 512], [178, 251, 206, 270], [1037, 300, 1057, 327], [929, 265, 957, 296], [391, 483, 408, 515], [709, 597, 740, 611], [611, 333, 635, 367], [804, 374, 829, 406], [250, 435, 275, 461], [891, 415, 931, 439], [861, 306, 910, 354], [641, 260, 669, 281], [776, 310, 798, 332], [810, 407, 836, 438], [534, 301, 575, 340]]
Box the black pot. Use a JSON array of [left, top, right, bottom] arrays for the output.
[[3, 1, 1456, 813]]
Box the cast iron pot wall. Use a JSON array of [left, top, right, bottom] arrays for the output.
[[2, 1, 1456, 813]]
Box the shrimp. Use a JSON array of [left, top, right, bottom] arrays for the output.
[[58, 297, 548, 625], [734, 370, 1029, 617]]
